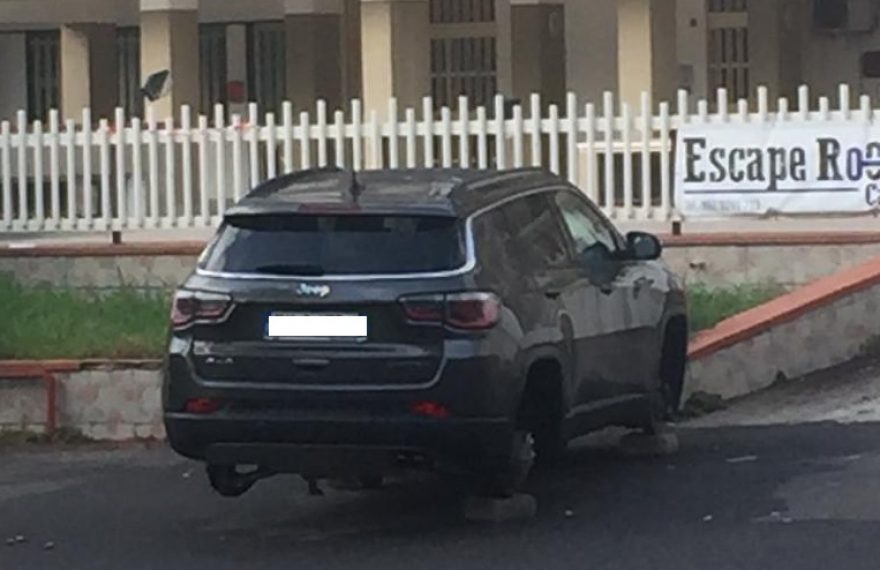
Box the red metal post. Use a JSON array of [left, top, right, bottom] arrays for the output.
[[42, 371, 57, 435]]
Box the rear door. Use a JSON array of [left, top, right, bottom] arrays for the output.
[[474, 192, 598, 414], [472, 192, 576, 390], [191, 213, 468, 389]]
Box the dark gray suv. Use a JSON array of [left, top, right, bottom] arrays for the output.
[[163, 168, 688, 498]]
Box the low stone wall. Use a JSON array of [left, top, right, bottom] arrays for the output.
[[0, 242, 202, 290], [0, 255, 198, 290], [5, 234, 880, 290], [0, 362, 164, 440], [665, 242, 880, 288]]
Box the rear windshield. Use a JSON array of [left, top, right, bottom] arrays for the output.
[[200, 214, 467, 276]]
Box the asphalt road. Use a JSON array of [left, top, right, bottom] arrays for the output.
[[4, 423, 880, 570]]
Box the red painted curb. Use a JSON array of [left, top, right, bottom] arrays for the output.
[[0, 360, 164, 373], [662, 232, 880, 247], [0, 242, 205, 258], [0, 360, 83, 374]]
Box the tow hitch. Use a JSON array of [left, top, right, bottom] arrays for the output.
[[206, 465, 274, 498]]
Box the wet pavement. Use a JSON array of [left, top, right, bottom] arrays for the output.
[[4, 422, 880, 570]]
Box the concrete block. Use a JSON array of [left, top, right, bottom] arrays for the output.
[[464, 493, 538, 523], [149, 422, 166, 439], [113, 424, 136, 441], [618, 431, 679, 458], [134, 424, 155, 439], [84, 424, 110, 440]]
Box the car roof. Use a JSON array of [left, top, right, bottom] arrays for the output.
[[223, 167, 568, 219]]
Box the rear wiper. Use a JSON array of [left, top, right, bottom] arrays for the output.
[[253, 264, 326, 276]]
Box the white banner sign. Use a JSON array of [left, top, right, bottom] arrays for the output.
[[674, 121, 880, 218]]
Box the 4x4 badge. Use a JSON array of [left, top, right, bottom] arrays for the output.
[[296, 283, 331, 298]]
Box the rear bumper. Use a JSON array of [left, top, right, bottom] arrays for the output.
[[164, 412, 514, 475]]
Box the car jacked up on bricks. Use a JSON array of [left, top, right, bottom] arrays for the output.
[[162, 167, 688, 499]]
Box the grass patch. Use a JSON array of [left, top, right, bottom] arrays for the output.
[[687, 282, 786, 334], [0, 273, 783, 359], [0, 274, 170, 360], [677, 391, 727, 420], [0, 427, 93, 446]]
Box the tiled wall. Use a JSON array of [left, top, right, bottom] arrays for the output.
[[0, 365, 164, 440], [0, 255, 198, 290]]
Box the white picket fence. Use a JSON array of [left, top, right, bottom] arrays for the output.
[[0, 84, 867, 232]]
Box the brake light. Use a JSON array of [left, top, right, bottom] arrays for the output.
[[411, 401, 450, 419], [400, 295, 445, 322], [445, 292, 501, 330], [171, 290, 233, 329], [185, 398, 222, 414], [399, 292, 500, 331]]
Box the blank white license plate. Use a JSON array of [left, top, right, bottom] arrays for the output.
[[267, 315, 368, 339]]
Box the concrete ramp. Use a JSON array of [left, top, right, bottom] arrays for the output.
[[687, 255, 880, 401]]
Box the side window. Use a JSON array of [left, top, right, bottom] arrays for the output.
[[499, 194, 569, 271], [474, 209, 516, 281], [553, 191, 619, 257], [474, 208, 530, 299]]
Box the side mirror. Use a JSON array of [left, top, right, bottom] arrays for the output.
[[141, 70, 172, 102], [626, 231, 662, 261]]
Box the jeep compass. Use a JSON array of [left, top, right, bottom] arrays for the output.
[[163, 167, 688, 498]]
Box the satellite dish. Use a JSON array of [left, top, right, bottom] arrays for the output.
[[141, 70, 172, 102]]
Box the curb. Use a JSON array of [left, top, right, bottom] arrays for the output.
[[689, 254, 880, 361]]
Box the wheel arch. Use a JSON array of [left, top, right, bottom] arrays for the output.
[[516, 348, 569, 426], [659, 312, 689, 411]]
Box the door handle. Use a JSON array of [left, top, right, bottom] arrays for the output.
[[545, 290, 561, 300], [599, 284, 613, 295]]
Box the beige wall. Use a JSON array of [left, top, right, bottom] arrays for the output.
[[744, 0, 880, 105], [286, 13, 343, 111], [140, 9, 200, 119], [564, 0, 617, 103], [747, 0, 806, 102], [60, 24, 119, 121], [9, 0, 880, 119], [342, 0, 362, 101], [510, 2, 567, 105], [676, 0, 707, 100], [360, 0, 430, 118], [800, 3, 880, 103], [617, 0, 677, 109], [0, 34, 27, 120]]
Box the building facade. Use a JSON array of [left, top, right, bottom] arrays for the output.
[[0, 0, 878, 125]]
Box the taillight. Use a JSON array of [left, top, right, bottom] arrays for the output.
[[399, 292, 500, 331], [400, 294, 445, 322], [410, 401, 450, 419], [445, 292, 501, 330], [171, 290, 233, 329], [185, 398, 222, 414]]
